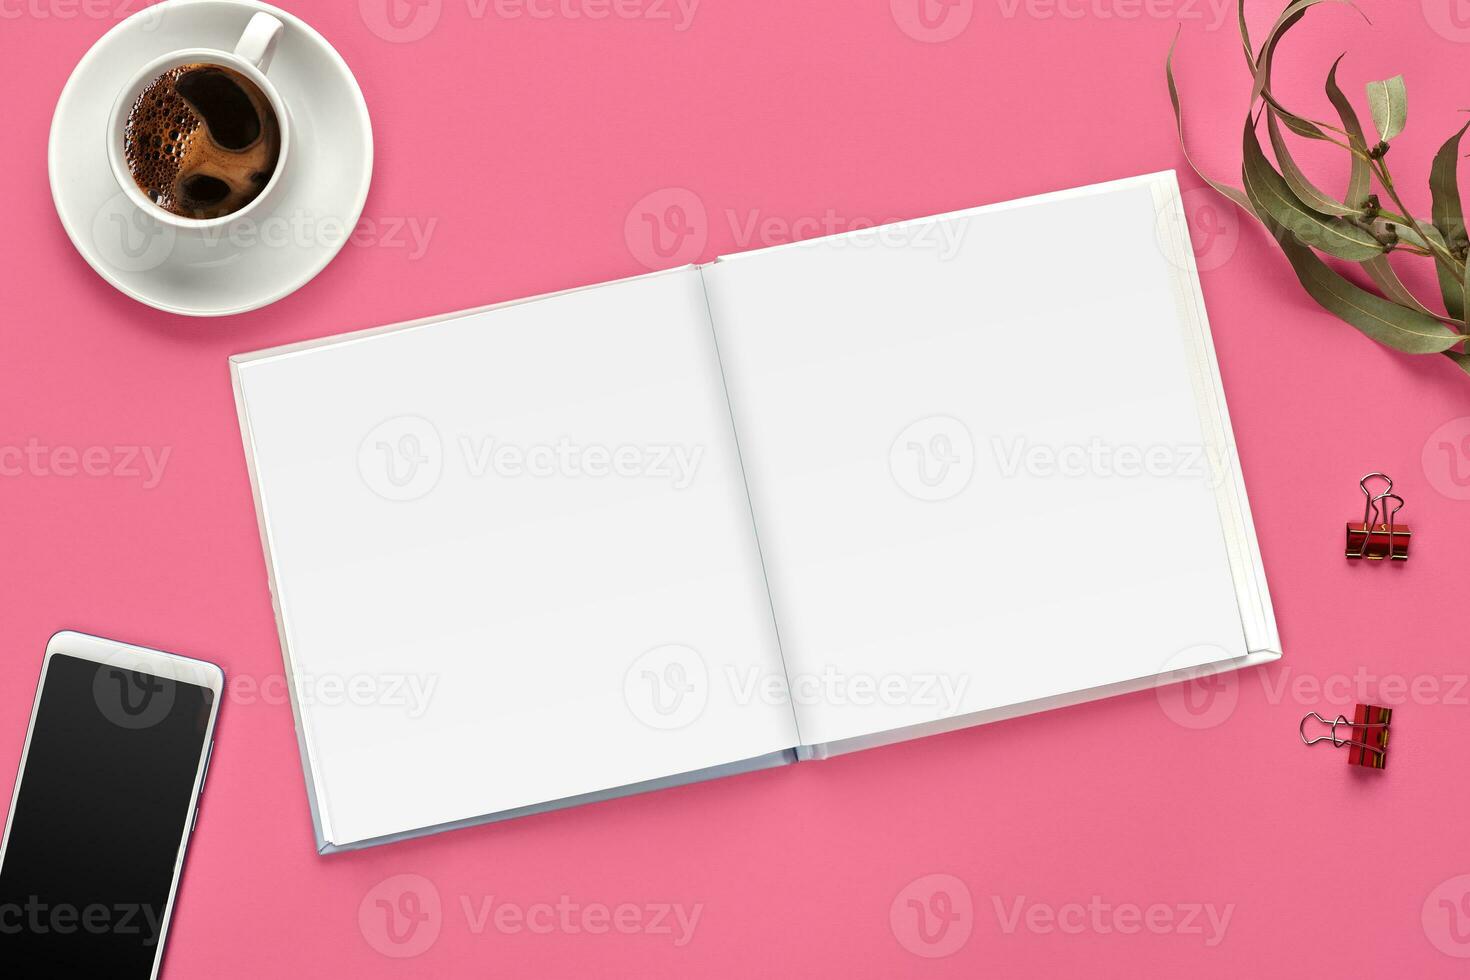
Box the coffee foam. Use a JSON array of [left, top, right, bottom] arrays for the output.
[[123, 64, 280, 220]]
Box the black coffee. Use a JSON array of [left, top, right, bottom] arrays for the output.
[[124, 63, 281, 220]]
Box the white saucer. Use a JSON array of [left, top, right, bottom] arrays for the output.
[[49, 0, 373, 317]]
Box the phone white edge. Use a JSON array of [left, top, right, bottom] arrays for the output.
[[0, 630, 224, 980]]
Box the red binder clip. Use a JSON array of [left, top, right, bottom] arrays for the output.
[[1345, 472, 1409, 561], [1299, 704, 1392, 770]]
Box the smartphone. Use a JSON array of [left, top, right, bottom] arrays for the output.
[[0, 631, 223, 978]]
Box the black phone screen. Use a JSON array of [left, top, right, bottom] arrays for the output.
[[0, 653, 214, 978]]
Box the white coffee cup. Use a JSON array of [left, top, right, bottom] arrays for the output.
[[106, 12, 291, 231]]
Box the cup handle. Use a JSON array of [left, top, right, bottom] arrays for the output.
[[234, 12, 283, 73]]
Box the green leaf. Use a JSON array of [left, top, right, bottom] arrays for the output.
[[1247, 0, 1315, 106], [1361, 255, 1437, 317], [1166, 31, 1256, 216], [1429, 121, 1469, 320], [1249, 0, 1365, 140], [1366, 75, 1407, 142], [1267, 110, 1360, 216], [1249, 0, 1326, 137], [1276, 112, 1330, 140], [1445, 350, 1470, 375], [1389, 220, 1468, 319], [1378, 218, 1436, 250], [1462, 256, 1470, 325], [1324, 55, 1371, 208], [1242, 118, 1384, 261], [1237, 0, 1253, 71], [1257, 214, 1463, 353]]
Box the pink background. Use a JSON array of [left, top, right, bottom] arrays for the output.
[[5, 0, 1470, 975]]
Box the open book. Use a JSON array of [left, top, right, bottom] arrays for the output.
[[231, 171, 1279, 853]]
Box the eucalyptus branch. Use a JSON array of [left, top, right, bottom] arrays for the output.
[[1166, 1, 1470, 368], [1368, 153, 1463, 273]]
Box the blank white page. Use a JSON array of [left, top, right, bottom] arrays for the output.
[[703, 173, 1257, 749], [233, 268, 797, 847]]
